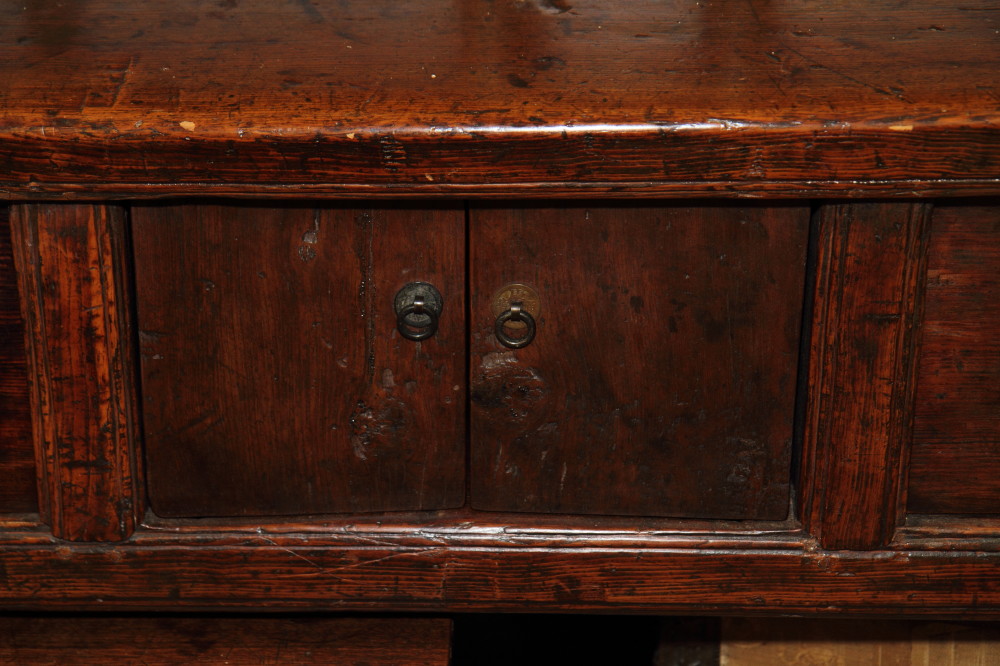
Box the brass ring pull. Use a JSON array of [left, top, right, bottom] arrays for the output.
[[494, 302, 536, 349]]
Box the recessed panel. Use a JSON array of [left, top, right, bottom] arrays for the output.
[[470, 204, 809, 519], [133, 204, 466, 517], [0, 206, 36, 514], [908, 204, 1000, 515]]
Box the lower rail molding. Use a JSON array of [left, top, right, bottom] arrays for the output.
[[2, 540, 999, 616]]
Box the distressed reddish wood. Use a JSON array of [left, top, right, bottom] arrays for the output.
[[0, 0, 997, 197], [895, 516, 1000, 551], [7, 181, 1000, 201], [470, 204, 808, 519], [0, 615, 452, 665], [132, 204, 465, 517], [0, 207, 35, 513], [801, 203, 930, 550], [0, 0, 999, 623], [9, 204, 141, 541], [1, 531, 1000, 616], [908, 205, 1000, 514]]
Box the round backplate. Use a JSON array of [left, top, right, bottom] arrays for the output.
[[490, 283, 541, 330], [394, 282, 443, 328]]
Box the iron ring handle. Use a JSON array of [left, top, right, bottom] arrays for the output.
[[397, 300, 439, 341], [495, 304, 536, 349]]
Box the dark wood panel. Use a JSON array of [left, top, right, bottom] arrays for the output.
[[0, 1, 997, 193], [3, 532, 1000, 616], [0, 615, 452, 665], [133, 204, 465, 517], [470, 204, 808, 519], [908, 205, 1000, 514], [9, 204, 141, 541], [800, 203, 930, 550], [0, 206, 35, 513]]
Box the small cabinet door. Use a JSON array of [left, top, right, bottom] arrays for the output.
[[469, 204, 809, 519], [132, 204, 466, 517]]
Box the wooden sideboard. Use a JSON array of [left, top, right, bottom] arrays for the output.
[[1, 0, 999, 629]]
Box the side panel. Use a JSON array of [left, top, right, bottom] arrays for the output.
[[908, 204, 1000, 514], [0, 206, 35, 514], [133, 204, 466, 517]]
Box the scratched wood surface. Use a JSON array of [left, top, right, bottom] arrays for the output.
[[0, 615, 452, 665], [908, 204, 1000, 515], [0, 0, 997, 196], [2, 532, 1000, 615], [800, 203, 930, 550], [9, 204, 141, 541], [470, 204, 808, 519], [0, 207, 35, 514], [132, 203, 466, 517]]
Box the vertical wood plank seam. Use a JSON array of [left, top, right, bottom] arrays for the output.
[[820, 205, 852, 546], [801, 203, 846, 544], [11, 208, 53, 525], [806, 203, 931, 550], [118, 209, 145, 528], [12, 205, 139, 541], [888, 203, 933, 539], [95, 207, 131, 537]]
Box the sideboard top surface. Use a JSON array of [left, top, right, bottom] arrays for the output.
[[0, 0, 998, 197]]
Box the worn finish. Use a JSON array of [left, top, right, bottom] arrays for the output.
[[133, 204, 465, 517], [138, 513, 804, 551], [0, 0, 998, 197], [1, 531, 1000, 616], [0, 207, 35, 514], [470, 204, 807, 519], [9, 181, 1000, 201], [1, 0, 1000, 629], [801, 203, 930, 550], [895, 515, 1000, 551], [720, 618, 1000, 666], [908, 205, 1000, 515], [9, 204, 141, 541], [0, 615, 453, 665]]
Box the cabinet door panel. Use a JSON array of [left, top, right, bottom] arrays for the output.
[[469, 204, 808, 519], [133, 204, 465, 517]]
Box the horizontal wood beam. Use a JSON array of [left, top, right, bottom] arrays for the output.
[[1, 535, 999, 616], [3, 179, 1000, 202]]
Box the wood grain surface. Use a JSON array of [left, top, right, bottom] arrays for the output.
[[2, 530, 1000, 616], [133, 204, 466, 517], [801, 203, 930, 550], [908, 205, 1000, 515], [0, 207, 35, 514], [0, 0, 997, 196], [470, 203, 808, 519], [0, 615, 452, 665], [9, 204, 141, 541], [721, 618, 1000, 666]]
